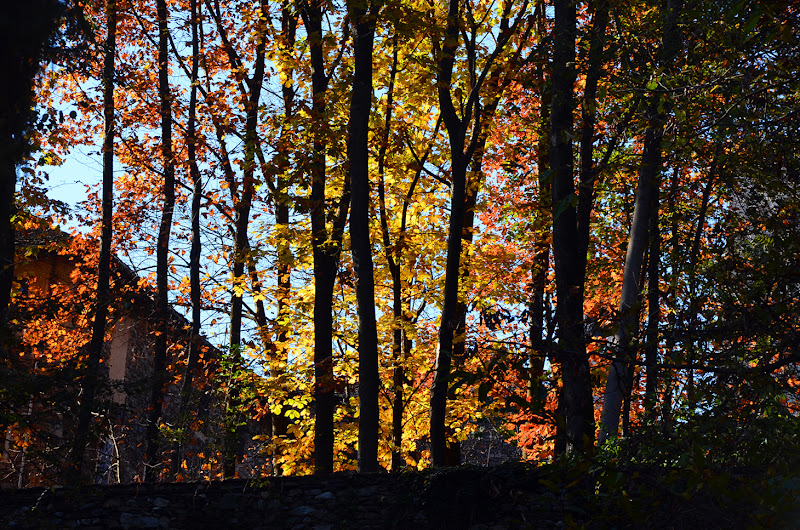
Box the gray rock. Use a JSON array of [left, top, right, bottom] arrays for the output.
[[120, 512, 161, 528], [314, 492, 335, 502], [290, 505, 315, 516], [153, 497, 170, 508]]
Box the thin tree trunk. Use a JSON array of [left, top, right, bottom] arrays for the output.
[[530, 44, 551, 423], [171, 0, 202, 479], [430, 0, 527, 465], [599, 0, 682, 444], [429, 0, 469, 466], [374, 35, 404, 471], [69, 0, 116, 480], [224, 0, 268, 479], [444, 93, 501, 466], [271, 2, 297, 471], [550, 0, 594, 454], [302, 2, 351, 474], [686, 143, 721, 410], [347, 0, 381, 473], [144, 0, 176, 482], [643, 193, 661, 416], [577, 0, 609, 271], [662, 168, 680, 431]]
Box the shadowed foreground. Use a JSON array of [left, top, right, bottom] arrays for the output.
[[2, 463, 798, 529]]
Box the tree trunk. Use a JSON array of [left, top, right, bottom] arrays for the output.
[[550, 0, 594, 454], [530, 44, 551, 422], [271, 2, 297, 472], [374, 35, 405, 471], [430, 0, 527, 465], [643, 195, 661, 416], [0, 2, 61, 446], [224, 0, 268, 479], [577, 0, 609, 272], [429, 0, 468, 465], [599, 0, 682, 444], [662, 169, 680, 431], [347, 0, 380, 473], [69, 0, 116, 480], [144, 0, 175, 482], [599, 115, 661, 443], [302, 2, 351, 474], [172, 0, 202, 479], [686, 143, 720, 411]]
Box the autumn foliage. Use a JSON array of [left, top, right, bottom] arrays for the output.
[[1, 0, 799, 487]]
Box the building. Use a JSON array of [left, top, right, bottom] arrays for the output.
[[1, 224, 224, 487]]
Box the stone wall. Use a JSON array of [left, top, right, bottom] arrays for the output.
[[1, 466, 563, 529], [3, 463, 798, 529]]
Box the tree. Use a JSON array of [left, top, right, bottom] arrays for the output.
[[144, 0, 177, 482], [548, 0, 595, 454], [171, 0, 203, 479], [69, 0, 117, 480], [301, 0, 351, 474], [347, 0, 382, 473], [429, 0, 531, 467], [599, 0, 683, 444]]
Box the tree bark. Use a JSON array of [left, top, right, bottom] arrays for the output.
[[347, 0, 381, 473], [224, 0, 268, 478], [69, 0, 116, 480], [577, 0, 609, 271], [144, 0, 176, 482], [271, 2, 297, 472], [375, 35, 404, 471], [599, 0, 682, 444], [643, 193, 661, 416], [530, 37, 551, 425], [550, 0, 594, 454], [172, 0, 202, 479], [430, 0, 528, 466], [429, 0, 468, 467], [301, 2, 351, 474]]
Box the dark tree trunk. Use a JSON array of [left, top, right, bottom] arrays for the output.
[[550, 0, 594, 454], [429, 0, 468, 466], [301, 2, 351, 474], [643, 194, 661, 416], [271, 2, 297, 471], [577, 0, 609, 272], [0, 2, 61, 445], [172, 0, 202, 479], [686, 143, 720, 410], [144, 0, 176, 482], [347, 0, 380, 473], [662, 168, 680, 431], [224, 0, 268, 479], [444, 93, 501, 466], [374, 35, 406, 472], [530, 38, 551, 428], [69, 0, 116, 480], [430, 0, 527, 466]]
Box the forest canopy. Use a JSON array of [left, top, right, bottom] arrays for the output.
[[1, 0, 799, 485]]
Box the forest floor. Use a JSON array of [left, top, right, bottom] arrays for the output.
[[2, 461, 799, 528]]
